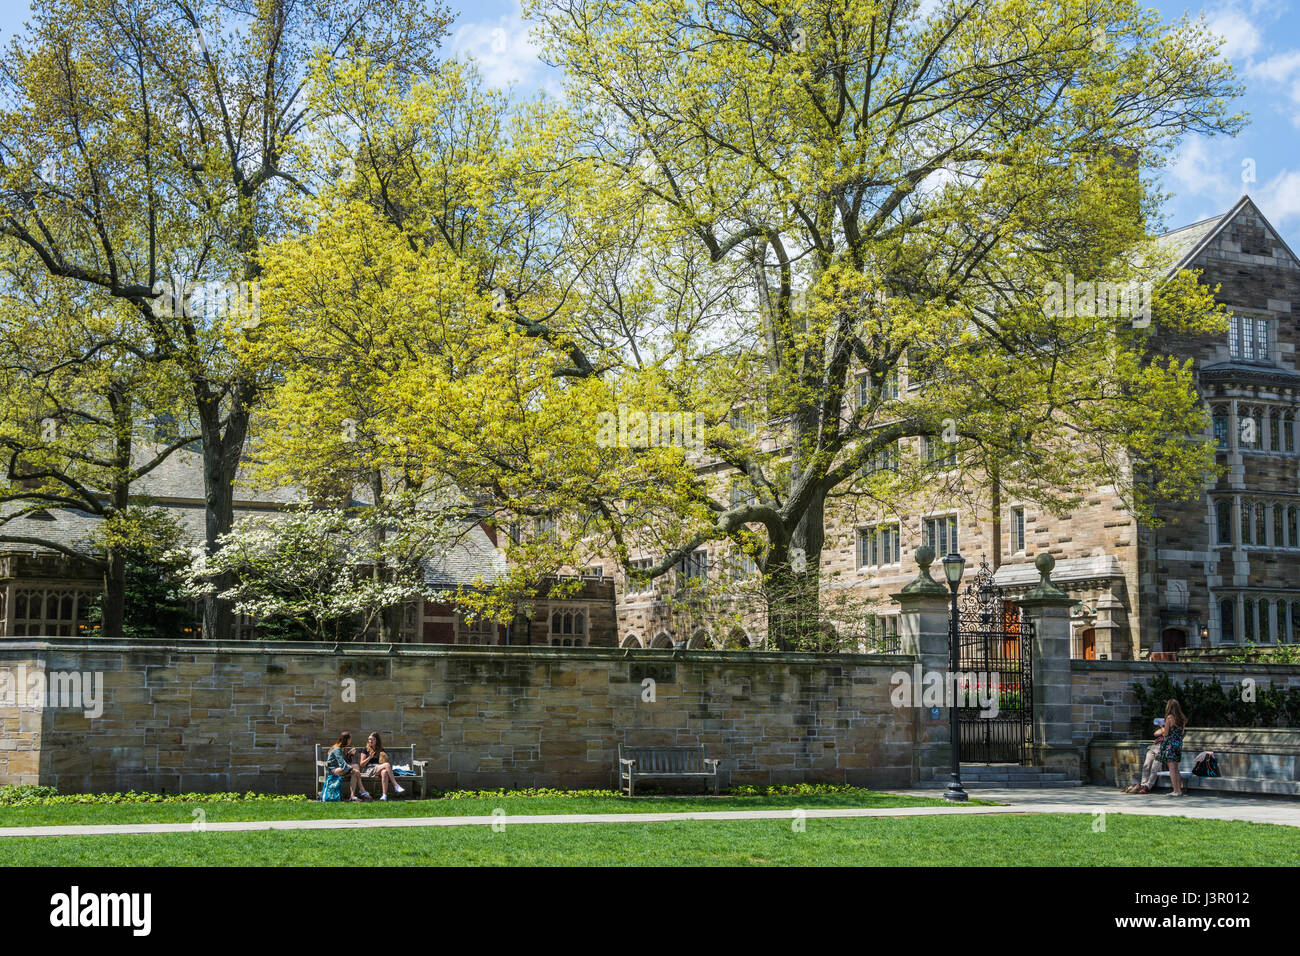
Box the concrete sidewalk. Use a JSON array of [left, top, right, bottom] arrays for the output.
[[1, 786, 1297, 838]]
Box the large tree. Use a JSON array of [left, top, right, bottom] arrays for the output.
[[247, 0, 1243, 648], [0, 0, 449, 639]]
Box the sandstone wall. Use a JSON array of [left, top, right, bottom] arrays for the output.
[[0, 638, 921, 795]]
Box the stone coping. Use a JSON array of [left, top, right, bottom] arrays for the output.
[[1071, 658, 1300, 676], [0, 636, 914, 668], [1091, 727, 1300, 745]]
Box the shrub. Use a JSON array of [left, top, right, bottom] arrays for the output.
[[1134, 674, 1300, 729], [0, 786, 309, 806]]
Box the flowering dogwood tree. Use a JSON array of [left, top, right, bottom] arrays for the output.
[[178, 501, 458, 642]]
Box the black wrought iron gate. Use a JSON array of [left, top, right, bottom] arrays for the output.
[[957, 561, 1034, 765]]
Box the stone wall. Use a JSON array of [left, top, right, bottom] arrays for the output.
[[1071, 658, 1300, 752], [0, 638, 923, 795]]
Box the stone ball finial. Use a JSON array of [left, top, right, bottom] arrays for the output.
[[914, 545, 935, 570], [1035, 552, 1055, 575]]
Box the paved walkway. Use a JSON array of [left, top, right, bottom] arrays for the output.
[[2, 786, 1297, 838]]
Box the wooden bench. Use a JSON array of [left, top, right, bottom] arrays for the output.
[[1145, 769, 1300, 796], [618, 744, 720, 796], [315, 744, 428, 800]]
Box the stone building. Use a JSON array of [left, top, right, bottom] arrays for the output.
[[0, 446, 617, 645], [595, 196, 1300, 659]]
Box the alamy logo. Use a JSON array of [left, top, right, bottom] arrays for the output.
[[49, 886, 151, 936], [0, 666, 104, 717], [595, 405, 706, 450], [890, 665, 1001, 718], [1043, 274, 1152, 327]]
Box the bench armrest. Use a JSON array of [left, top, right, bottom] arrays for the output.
[[619, 758, 637, 767], [704, 759, 720, 769], [411, 759, 429, 770]]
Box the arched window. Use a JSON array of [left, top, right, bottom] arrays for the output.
[[1215, 502, 1232, 546], [1284, 412, 1297, 453], [1212, 407, 1230, 449], [1240, 501, 1253, 545], [1291, 602, 1300, 643], [621, 633, 642, 649], [650, 632, 674, 649], [1289, 506, 1299, 548], [1239, 407, 1260, 448], [1220, 599, 1235, 643], [1257, 503, 1268, 545], [1244, 599, 1256, 641]]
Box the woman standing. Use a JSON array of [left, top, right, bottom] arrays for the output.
[[1157, 700, 1188, 797]]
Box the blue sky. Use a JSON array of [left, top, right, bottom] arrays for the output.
[[0, 0, 1295, 237]]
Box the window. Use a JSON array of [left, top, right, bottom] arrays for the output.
[[582, 566, 604, 579], [1284, 412, 1297, 454], [535, 515, 557, 537], [924, 515, 959, 556], [856, 369, 899, 407], [1289, 506, 1299, 548], [858, 523, 901, 568], [1240, 501, 1253, 545], [1229, 313, 1273, 362], [729, 407, 755, 434], [548, 608, 587, 647], [508, 523, 522, 545], [729, 551, 758, 580], [1244, 599, 1256, 641], [1213, 408, 1230, 449], [922, 436, 956, 469], [1215, 502, 1233, 547], [1220, 598, 1235, 643], [730, 481, 757, 507], [1239, 408, 1260, 449], [676, 549, 708, 586], [1269, 411, 1280, 452], [1011, 507, 1026, 553], [455, 614, 498, 645], [626, 558, 655, 595], [1275, 507, 1285, 549], [5, 588, 94, 637], [1291, 602, 1300, 643], [860, 442, 899, 476]]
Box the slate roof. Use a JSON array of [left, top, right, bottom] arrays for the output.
[[1, 442, 508, 589]]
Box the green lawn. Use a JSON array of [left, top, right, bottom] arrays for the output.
[[2, 814, 1294, 866], [0, 790, 967, 828]]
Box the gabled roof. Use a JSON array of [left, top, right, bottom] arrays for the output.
[[1152, 194, 1300, 276]]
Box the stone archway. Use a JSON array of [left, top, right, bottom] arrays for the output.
[[650, 632, 674, 649], [621, 633, 642, 649]]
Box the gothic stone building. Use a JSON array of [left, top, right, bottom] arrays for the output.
[[598, 196, 1300, 659], [0, 446, 616, 646]]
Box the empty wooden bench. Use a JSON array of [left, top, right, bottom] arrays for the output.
[[315, 744, 429, 800], [618, 744, 720, 796]]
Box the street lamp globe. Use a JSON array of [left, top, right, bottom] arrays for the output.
[[942, 551, 966, 589]]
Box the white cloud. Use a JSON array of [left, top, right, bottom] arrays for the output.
[[1168, 135, 1241, 208], [1257, 168, 1300, 226], [451, 1, 554, 94], [1246, 48, 1300, 84], [1206, 6, 1262, 60]]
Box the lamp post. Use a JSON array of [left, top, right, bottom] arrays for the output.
[[942, 550, 968, 802]]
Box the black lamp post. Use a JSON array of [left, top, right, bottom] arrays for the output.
[[942, 550, 968, 802]]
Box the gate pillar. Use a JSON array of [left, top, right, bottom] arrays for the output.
[[892, 546, 954, 787], [1016, 554, 1080, 780]]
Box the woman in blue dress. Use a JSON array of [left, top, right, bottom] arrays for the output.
[[1156, 700, 1188, 797], [325, 731, 372, 801]]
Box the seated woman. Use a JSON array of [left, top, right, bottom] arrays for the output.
[[358, 732, 405, 800], [326, 731, 371, 801]]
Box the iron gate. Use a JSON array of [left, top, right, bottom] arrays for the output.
[[957, 561, 1034, 765]]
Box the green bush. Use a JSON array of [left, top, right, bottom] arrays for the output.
[[726, 783, 864, 796], [0, 786, 310, 807], [1134, 674, 1300, 729]]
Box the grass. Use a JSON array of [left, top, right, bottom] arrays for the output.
[[1, 814, 1294, 866], [0, 789, 970, 828]]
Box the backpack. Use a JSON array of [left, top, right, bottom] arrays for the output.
[[1192, 752, 1220, 777], [321, 773, 343, 801]]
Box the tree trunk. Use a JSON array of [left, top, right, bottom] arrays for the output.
[[764, 487, 827, 650], [197, 392, 250, 642]]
